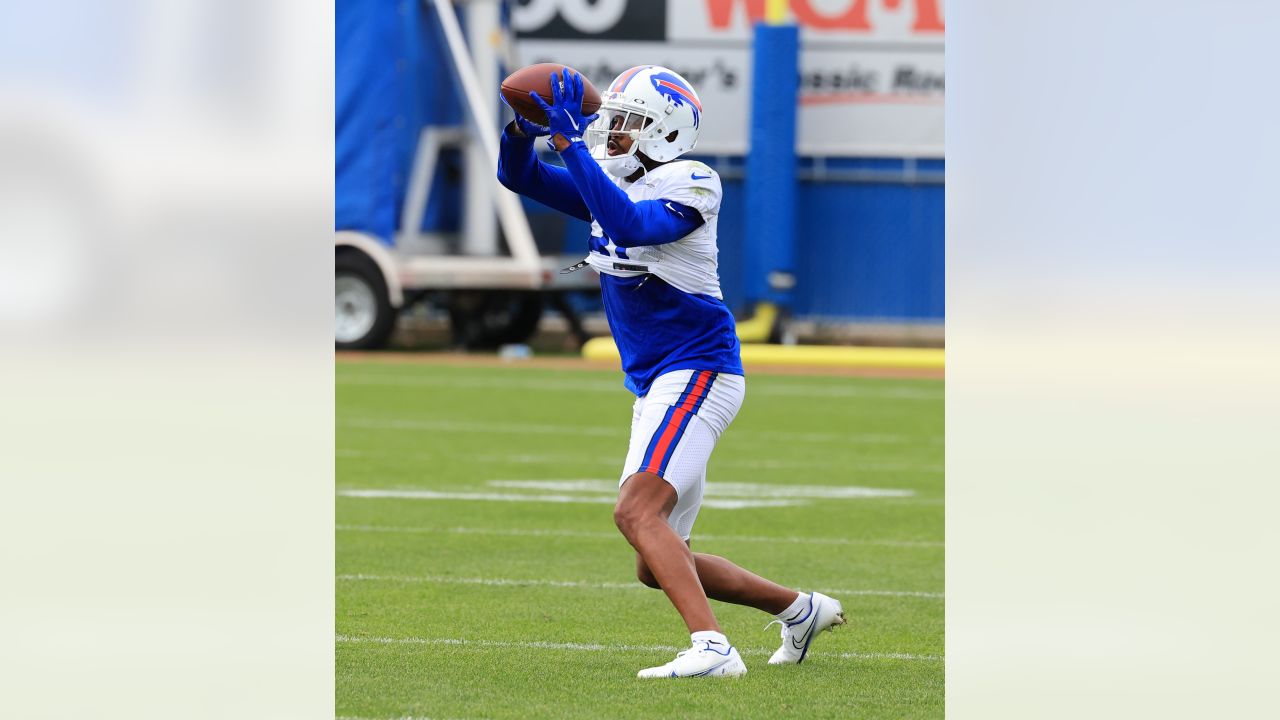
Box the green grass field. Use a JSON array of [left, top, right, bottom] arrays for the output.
[[337, 358, 944, 719]]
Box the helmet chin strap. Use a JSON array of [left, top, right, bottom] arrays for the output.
[[604, 152, 646, 179]]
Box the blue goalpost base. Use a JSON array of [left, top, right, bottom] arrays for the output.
[[743, 22, 799, 309]]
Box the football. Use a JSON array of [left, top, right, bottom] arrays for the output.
[[501, 62, 602, 127]]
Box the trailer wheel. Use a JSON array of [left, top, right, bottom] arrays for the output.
[[336, 250, 396, 349], [448, 291, 543, 350]]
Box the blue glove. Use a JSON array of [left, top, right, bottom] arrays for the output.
[[501, 92, 550, 138], [514, 114, 550, 138], [530, 70, 599, 148]]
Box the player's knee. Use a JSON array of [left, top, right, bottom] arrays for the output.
[[613, 500, 652, 538], [613, 502, 639, 536]]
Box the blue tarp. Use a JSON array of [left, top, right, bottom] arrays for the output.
[[334, 1, 941, 321], [335, 0, 463, 244]]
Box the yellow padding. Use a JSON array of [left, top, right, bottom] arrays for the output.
[[734, 301, 778, 343], [764, 0, 788, 24], [581, 338, 944, 369]]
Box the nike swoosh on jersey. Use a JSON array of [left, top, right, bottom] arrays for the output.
[[690, 172, 711, 180]]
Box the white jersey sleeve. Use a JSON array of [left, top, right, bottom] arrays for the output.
[[584, 158, 727, 299], [652, 160, 722, 221]]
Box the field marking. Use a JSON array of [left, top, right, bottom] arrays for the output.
[[336, 634, 943, 663], [342, 417, 619, 437], [338, 715, 474, 720], [338, 715, 475, 720], [337, 373, 942, 401], [338, 716, 471, 720], [340, 417, 925, 445], [475, 452, 625, 465], [358, 450, 944, 475], [337, 573, 944, 599], [488, 479, 915, 499], [338, 488, 805, 509], [336, 523, 944, 549], [718, 457, 942, 473]]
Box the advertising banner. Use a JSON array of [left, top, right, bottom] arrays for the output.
[[513, 0, 944, 157]]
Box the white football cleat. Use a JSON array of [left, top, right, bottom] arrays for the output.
[[767, 592, 846, 665], [636, 639, 747, 678]]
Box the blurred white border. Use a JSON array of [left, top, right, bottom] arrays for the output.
[[0, 2, 333, 717], [948, 1, 1280, 717], [3, 0, 1278, 716]]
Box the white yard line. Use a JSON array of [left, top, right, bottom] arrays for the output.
[[717, 457, 943, 474], [700, 457, 945, 473], [336, 523, 944, 549], [337, 374, 942, 401], [341, 417, 621, 437], [337, 573, 944, 600], [340, 417, 923, 445], [444, 452, 943, 475], [340, 489, 614, 504], [338, 715, 477, 720], [474, 452, 625, 465], [338, 523, 622, 540], [338, 716, 469, 720], [338, 374, 622, 393], [338, 716, 473, 720], [336, 634, 943, 662], [339, 573, 641, 590], [488, 479, 915, 499], [338, 489, 805, 509]]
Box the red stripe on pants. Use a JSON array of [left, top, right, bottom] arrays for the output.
[[643, 372, 711, 474]]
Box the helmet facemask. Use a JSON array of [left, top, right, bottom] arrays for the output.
[[586, 96, 663, 164], [590, 66, 702, 166]]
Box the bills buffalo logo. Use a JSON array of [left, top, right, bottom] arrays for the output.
[[650, 72, 701, 129]]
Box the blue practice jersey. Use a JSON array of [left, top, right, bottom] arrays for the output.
[[496, 130, 743, 396], [582, 159, 743, 396], [599, 272, 742, 396]]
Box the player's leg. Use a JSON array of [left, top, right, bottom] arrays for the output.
[[632, 486, 797, 614], [635, 549, 796, 613], [619, 371, 755, 626], [692, 551, 798, 613], [614, 471, 719, 633], [640, 548, 846, 665], [629, 371, 846, 665], [617, 370, 745, 678]]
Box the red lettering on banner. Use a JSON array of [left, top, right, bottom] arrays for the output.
[[908, 0, 945, 31], [706, 0, 767, 28], [705, 0, 944, 33]]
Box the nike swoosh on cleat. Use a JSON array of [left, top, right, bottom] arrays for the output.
[[791, 599, 823, 661], [687, 658, 734, 677], [791, 625, 814, 650]]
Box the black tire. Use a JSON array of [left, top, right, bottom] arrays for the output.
[[447, 290, 544, 350], [335, 250, 396, 350]]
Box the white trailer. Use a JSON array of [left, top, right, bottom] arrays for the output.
[[335, 0, 596, 350]]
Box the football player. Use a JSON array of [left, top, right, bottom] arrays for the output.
[[497, 67, 845, 678]]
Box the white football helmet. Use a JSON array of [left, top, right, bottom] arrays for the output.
[[586, 65, 703, 165]]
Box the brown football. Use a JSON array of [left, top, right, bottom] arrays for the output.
[[501, 63, 602, 127]]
